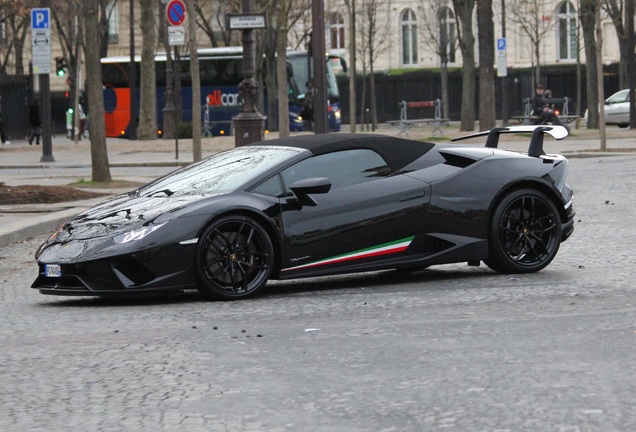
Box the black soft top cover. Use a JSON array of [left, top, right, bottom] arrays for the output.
[[248, 133, 435, 172]]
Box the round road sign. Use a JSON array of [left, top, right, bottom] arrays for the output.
[[166, 0, 186, 26]]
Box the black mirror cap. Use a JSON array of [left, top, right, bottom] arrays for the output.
[[289, 177, 332, 206]]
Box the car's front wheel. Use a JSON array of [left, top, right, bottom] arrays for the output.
[[196, 215, 274, 300], [485, 189, 561, 274]]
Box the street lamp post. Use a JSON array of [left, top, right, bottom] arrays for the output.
[[311, 0, 328, 134], [232, 0, 267, 146]]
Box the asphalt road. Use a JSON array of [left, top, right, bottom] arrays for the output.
[[1, 155, 635, 431]]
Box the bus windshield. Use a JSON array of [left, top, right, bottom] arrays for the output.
[[286, 53, 340, 103]]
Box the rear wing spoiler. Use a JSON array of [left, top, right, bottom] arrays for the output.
[[451, 125, 569, 158]]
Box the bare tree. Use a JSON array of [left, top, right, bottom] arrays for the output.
[[137, 0, 157, 140], [357, 0, 392, 131], [418, 0, 458, 121], [51, 1, 83, 140], [98, 0, 117, 58], [194, 0, 240, 47], [452, 0, 476, 131], [627, 0, 635, 129], [276, 0, 289, 137], [507, 0, 556, 85], [256, 0, 307, 134], [83, 0, 111, 183], [0, 1, 33, 75], [595, 0, 606, 149], [602, 0, 632, 89], [580, 0, 600, 128], [477, 0, 496, 129]]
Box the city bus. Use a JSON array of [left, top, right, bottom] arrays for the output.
[[100, 47, 344, 137]]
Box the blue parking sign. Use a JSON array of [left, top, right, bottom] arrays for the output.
[[31, 8, 50, 29], [497, 38, 506, 51]]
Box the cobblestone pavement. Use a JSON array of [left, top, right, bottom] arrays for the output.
[[1, 156, 636, 431]]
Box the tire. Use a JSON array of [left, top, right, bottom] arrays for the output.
[[195, 215, 274, 300], [485, 188, 561, 274]]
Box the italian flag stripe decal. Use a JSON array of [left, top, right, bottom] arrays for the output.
[[283, 236, 414, 272]]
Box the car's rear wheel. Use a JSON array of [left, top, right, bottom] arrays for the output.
[[485, 189, 561, 274], [196, 215, 274, 300]]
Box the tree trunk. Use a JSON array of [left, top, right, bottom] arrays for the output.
[[596, 0, 606, 150], [453, 0, 476, 131], [369, 46, 377, 130], [359, 66, 367, 128], [276, 0, 290, 138], [345, 0, 357, 133], [137, 0, 157, 140], [186, 0, 202, 161], [534, 41, 541, 84], [477, 0, 496, 130], [627, 0, 636, 128], [441, 61, 450, 120], [580, 0, 599, 129], [262, 26, 277, 132], [83, 0, 111, 183], [98, 0, 110, 59]]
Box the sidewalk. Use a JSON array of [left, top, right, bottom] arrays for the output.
[[1, 123, 634, 248]]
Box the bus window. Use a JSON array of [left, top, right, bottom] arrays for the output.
[[100, 48, 342, 137]]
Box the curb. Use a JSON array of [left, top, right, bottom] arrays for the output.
[[0, 206, 83, 248]]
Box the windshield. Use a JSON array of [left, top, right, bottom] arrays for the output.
[[288, 54, 340, 102], [137, 146, 301, 197]]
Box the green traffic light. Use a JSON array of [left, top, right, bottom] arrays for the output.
[[57, 69, 65, 77]]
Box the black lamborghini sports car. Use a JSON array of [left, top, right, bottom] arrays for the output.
[[33, 125, 574, 300]]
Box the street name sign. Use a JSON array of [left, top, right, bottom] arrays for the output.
[[226, 13, 267, 30], [31, 8, 51, 74]]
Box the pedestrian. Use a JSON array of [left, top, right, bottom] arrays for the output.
[[531, 84, 564, 126], [28, 101, 42, 145], [0, 95, 10, 145]]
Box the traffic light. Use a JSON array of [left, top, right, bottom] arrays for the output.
[[55, 57, 67, 77]]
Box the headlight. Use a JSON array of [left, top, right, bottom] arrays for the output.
[[113, 223, 166, 244], [334, 109, 341, 120]]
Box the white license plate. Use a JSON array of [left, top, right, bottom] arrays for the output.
[[44, 264, 62, 278]]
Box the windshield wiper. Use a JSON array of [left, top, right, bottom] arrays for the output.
[[146, 189, 175, 197]]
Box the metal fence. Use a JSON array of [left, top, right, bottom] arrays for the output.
[[337, 63, 620, 124]]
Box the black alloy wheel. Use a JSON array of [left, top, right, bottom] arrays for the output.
[[485, 188, 562, 273], [196, 215, 274, 300]]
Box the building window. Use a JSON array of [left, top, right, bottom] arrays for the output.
[[107, 1, 119, 44], [558, 1, 577, 60], [401, 9, 418, 66], [328, 12, 345, 50], [438, 6, 456, 64]]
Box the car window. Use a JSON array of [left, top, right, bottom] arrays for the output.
[[608, 90, 629, 104], [281, 149, 391, 192], [251, 174, 285, 197]]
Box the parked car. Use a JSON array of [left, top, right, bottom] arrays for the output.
[[32, 126, 575, 300], [584, 89, 631, 127]]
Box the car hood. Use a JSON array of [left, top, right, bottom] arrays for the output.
[[35, 193, 214, 262], [59, 193, 205, 239]]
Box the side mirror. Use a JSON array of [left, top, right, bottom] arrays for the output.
[[338, 57, 348, 73], [328, 55, 348, 73], [289, 177, 331, 206]]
